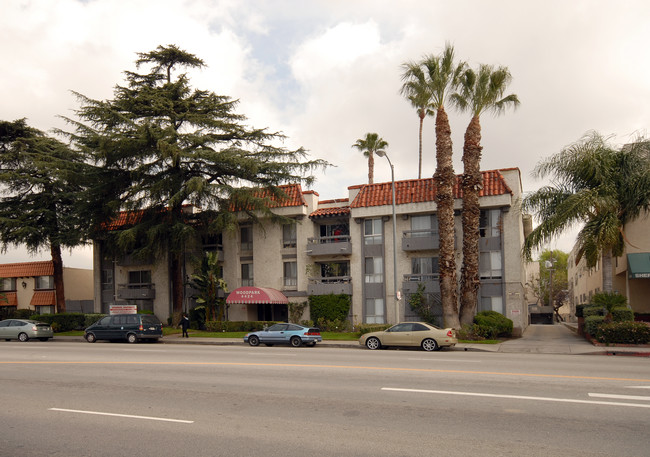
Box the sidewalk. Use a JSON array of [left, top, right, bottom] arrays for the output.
[[55, 323, 650, 356]]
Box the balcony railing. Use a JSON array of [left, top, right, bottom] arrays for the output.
[[117, 283, 155, 300], [402, 273, 440, 294], [306, 235, 352, 256], [402, 229, 439, 251], [307, 276, 352, 295]]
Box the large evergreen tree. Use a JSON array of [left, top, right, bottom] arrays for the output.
[[65, 45, 326, 317], [452, 65, 519, 325], [0, 119, 87, 312]]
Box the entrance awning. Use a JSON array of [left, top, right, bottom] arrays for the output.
[[226, 287, 288, 305], [31, 290, 56, 306], [627, 253, 650, 279], [0, 292, 17, 306]]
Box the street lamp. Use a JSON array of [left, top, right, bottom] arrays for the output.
[[375, 150, 399, 324], [545, 258, 555, 309]]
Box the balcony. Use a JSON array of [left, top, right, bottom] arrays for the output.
[[401, 274, 440, 294], [117, 283, 156, 300], [402, 230, 439, 251], [306, 235, 352, 256], [307, 276, 352, 295]]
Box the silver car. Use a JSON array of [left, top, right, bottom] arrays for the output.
[[0, 319, 54, 342]]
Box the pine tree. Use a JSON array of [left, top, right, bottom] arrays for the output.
[[64, 45, 327, 316], [0, 119, 88, 312]]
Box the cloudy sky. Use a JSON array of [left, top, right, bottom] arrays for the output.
[[1, 0, 649, 268]]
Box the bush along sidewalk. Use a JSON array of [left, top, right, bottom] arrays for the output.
[[578, 292, 650, 346]]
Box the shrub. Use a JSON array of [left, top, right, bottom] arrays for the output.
[[595, 321, 650, 344], [31, 313, 86, 332], [14, 309, 34, 319], [309, 294, 350, 323], [204, 320, 278, 332], [356, 323, 390, 336], [288, 302, 308, 324], [84, 314, 106, 328], [611, 306, 634, 323], [584, 315, 606, 336], [315, 317, 350, 332], [582, 305, 606, 318], [456, 323, 487, 341], [473, 311, 513, 339], [592, 291, 627, 312]]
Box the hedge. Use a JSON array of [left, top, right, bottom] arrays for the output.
[[473, 311, 513, 339], [309, 294, 351, 322], [584, 315, 606, 336], [582, 305, 606, 318], [31, 313, 86, 332], [595, 321, 650, 345], [204, 320, 279, 332], [611, 306, 634, 323]]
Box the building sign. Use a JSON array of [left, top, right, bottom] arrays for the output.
[[110, 304, 137, 315]]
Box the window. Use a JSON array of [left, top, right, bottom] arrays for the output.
[[283, 261, 297, 287], [128, 270, 151, 286], [364, 218, 383, 245], [202, 233, 222, 252], [35, 276, 54, 290], [365, 298, 385, 324], [479, 251, 502, 279], [282, 224, 297, 248], [479, 209, 501, 238], [481, 296, 503, 314], [364, 257, 383, 283], [411, 215, 437, 237], [241, 263, 253, 286], [0, 278, 16, 291], [240, 226, 253, 251], [411, 257, 439, 279], [101, 269, 113, 291]]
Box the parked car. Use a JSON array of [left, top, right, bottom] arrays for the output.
[[244, 323, 322, 347], [359, 322, 457, 351], [0, 319, 54, 342], [84, 314, 163, 343]]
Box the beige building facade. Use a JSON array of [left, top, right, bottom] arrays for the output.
[[93, 168, 530, 333]]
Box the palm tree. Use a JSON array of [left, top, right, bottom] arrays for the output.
[[352, 133, 388, 184], [523, 132, 650, 293], [452, 65, 520, 325], [421, 43, 466, 329], [400, 61, 432, 179]]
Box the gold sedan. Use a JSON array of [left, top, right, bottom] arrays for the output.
[[359, 322, 457, 351]]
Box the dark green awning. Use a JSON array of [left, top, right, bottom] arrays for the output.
[[627, 253, 650, 279]]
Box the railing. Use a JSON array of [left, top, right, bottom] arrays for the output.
[[307, 276, 352, 295], [402, 229, 441, 251], [117, 283, 155, 300], [306, 236, 352, 256], [403, 229, 438, 238], [307, 235, 351, 244], [402, 274, 440, 294]]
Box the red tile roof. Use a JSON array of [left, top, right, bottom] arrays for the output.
[[31, 290, 56, 306], [309, 207, 351, 219], [0, 261, 54, 278], [0, 292, 18, 306], [350, 169, 513, 208]]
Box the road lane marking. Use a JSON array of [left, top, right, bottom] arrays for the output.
[[408, 358, 481, 363], [627, 386, 650, 389], [49, 408, 193, 424], [1, 361, 649, 383], [382, 387, 650, 409], [589, 393, 650, 401]]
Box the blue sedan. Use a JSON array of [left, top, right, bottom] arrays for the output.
[[244, 323, 322, 347]]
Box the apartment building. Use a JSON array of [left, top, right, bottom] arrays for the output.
[[0, 261, 93, 316], [568, 210, 650, 315], [93, 168, 530, 334]]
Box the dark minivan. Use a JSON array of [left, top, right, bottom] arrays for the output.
[[84, 314, 163, 343]]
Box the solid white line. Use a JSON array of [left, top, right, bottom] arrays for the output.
[[407, 358, 481, 363], [589, 393, 650, 401], [49, 408, 194, 424], [382, 388, 650, 409], [626, 386, 650, 389]]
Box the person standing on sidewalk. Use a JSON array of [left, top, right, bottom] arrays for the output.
[[179, 313, 190, 338]]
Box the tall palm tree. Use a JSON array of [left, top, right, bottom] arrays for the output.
[[400, 61, 432, 179], [352, 133, 388, 184], [523, 132, 650, 293], [421, 44, 466, 329], [452, 65, 520, 325]]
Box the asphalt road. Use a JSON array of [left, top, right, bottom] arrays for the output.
[[1, 341, 649, 457]]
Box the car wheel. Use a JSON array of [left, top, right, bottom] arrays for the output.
[[248, 335, 260, 347], [126, 333, 138, 344], [421, 338, 438, 352], [365, 337, 381, 350], [18, 333, 29, 342], [290, 336, 302, 347], [85, 333, 96, 343], [39, 338, 49, 342]]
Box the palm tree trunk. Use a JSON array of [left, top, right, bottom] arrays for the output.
[[51, 243, 66, 313], [459, 115, 483, 325], [368, 153, 374, 184], [418, 110, 425, 179], [434, 106, 460, 328], [601, 248, 613, 293]]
